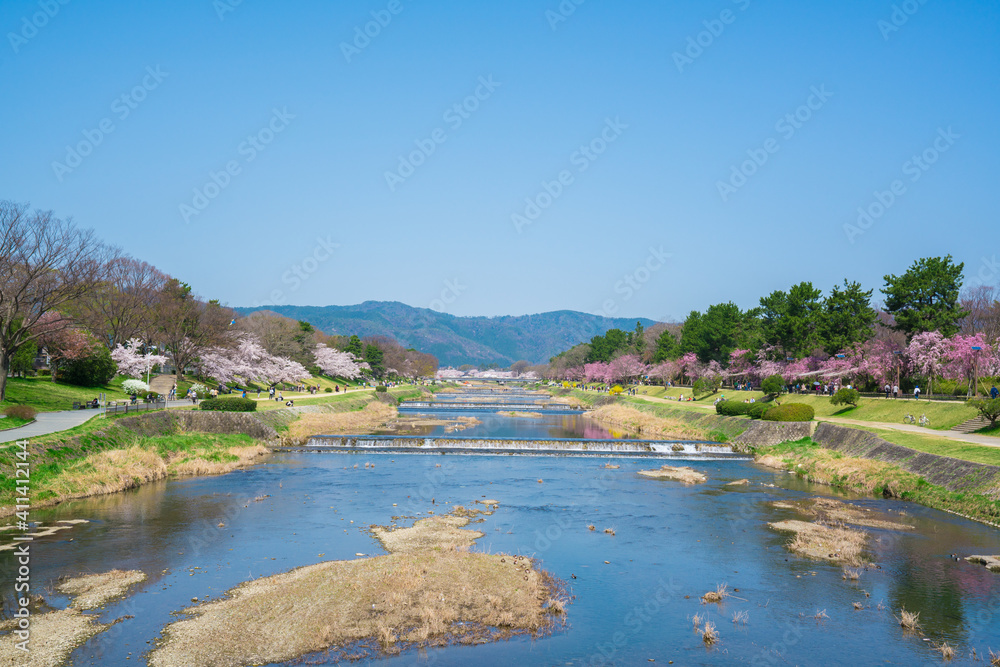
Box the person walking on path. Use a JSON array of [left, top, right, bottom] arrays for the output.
[[884, 383, 891, 399], [914, 386, 921, 401], [893, 385, 899, 399]]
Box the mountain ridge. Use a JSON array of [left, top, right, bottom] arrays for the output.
[[233, 301, 659, 367]]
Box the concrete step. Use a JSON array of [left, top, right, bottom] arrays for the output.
[[951, 416, 991, 434]]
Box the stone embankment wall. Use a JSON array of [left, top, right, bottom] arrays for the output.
[[811, 422, 1000, 497], [731, 421, 813, 450]]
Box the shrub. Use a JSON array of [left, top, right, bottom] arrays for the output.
[[716, 400, 751, 416], [122, 379, 150, 396], [199, 397, 257, 412], [610, 385, 624, 396], [37, 369, 51, 377], [967, 397, 1000, 429], [189, 383, 208, 399], [831, 388, 861, 408], [61, 345, 117, 387], [747, 403, 770, 419], [4, 405, 38, 420], [324, 387, 333, 393], [761, 374, 785, 399], [763, 403, 815, 422], [375, 385, 388, 393]]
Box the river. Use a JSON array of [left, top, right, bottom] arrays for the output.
[[4, 386, 1000, 665]]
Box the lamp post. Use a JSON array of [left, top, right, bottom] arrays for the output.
[[972, 346, 983, 397]]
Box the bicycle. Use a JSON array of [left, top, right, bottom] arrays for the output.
[[918, 414, 930, 427], [903, 414, 915, 424]]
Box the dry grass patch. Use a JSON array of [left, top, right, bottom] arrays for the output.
[[638, 465, 707, 484], [58, 569, 146, 610], [772, 497, 913, 531], [500, 412, 544, 419], [896, 608, 921, 631], [45, 446, 168, 502], [0, 609, 107, 667], [168, 444, 269, 476], [769, 520, 867, 566], [372, 514, 484, 553], [725, 479, 750, 486], [149, 549, 561, 667], [701, 583, 729, 605], [702, 620, 719, 645], [586, 404, 704, 439], [0, 569, 145, 667], [287, 401, 396, 441]]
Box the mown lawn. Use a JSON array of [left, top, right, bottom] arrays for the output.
[[0, 416, 34, 431], [622, 385, 977, 429], [840, 425, 1000, 467], [0, 377, 132, 412]]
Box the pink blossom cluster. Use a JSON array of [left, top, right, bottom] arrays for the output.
[[111, 338, 169, 378], [549, 332, 1000, 389], [313, 345, 367, 380], [199, 336, 309, 385]]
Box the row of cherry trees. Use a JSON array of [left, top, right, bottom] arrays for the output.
[[0, 200, 434, 396], [558, 331, 999, 393]]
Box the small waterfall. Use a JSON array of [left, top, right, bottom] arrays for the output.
[[287, 435, 749, 460]]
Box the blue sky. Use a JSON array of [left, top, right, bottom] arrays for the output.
[[2, 0, 998, 321]]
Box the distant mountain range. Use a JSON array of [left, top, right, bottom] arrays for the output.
[[234, 301, 658, 367]]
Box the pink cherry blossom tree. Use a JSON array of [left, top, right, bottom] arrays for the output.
[[905, 331, 947, 396], [678, 352, 699, 384], [942, 333, 999, 396], [313, 344, 366, 380], [584, 361, 613, 384], [111, 338, 169, 379], [648, 360, 679, 386], [848, 339, 900, 388], [610, 354, 648, 384]]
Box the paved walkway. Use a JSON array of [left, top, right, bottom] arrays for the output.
[[0, 399, 196, 444], [818, 416, 1000, 448], [0, 410, 101, 444]]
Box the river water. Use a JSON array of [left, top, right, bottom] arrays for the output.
[[4, 388, 1000, 665]]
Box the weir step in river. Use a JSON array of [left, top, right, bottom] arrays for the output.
[[282, 435, 748, 459], [399, 402, 581, 412]]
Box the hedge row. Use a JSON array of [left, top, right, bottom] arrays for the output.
[[715, 400, 814, 422], [762, 403, 815, 422], [198, 397, 257, 412]]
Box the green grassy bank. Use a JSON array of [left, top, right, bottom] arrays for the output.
[[757, 438, 1000, 526]]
